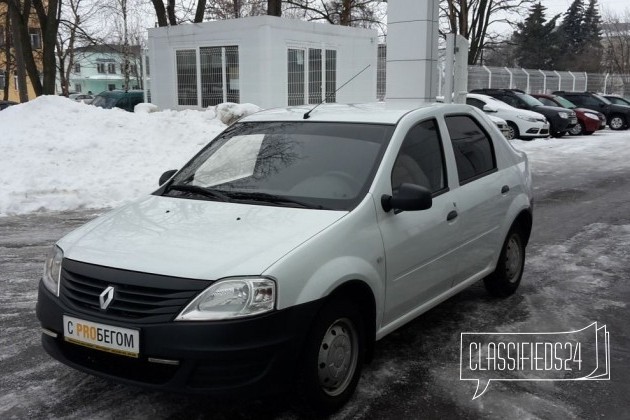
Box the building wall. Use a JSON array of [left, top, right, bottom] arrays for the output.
[[148, 16, 377, 110], [0, 4, 43, 102], [69, 49, 143, 95]]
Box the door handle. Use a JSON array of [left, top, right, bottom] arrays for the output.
[[501, 185, 510, 194], [447, 210, 458, 221]]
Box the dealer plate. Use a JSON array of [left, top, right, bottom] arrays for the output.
[[63, 315, 139, 358]]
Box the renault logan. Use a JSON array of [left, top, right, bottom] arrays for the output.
[[37, 102, 533, 413]]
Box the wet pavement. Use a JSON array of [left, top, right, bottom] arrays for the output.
[[1, 164, 629, 419]]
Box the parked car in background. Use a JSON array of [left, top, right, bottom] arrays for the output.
[[471, 88, 577, 137], [553, 91, 630, 130], [69, 93, 95, 104], [602, 95, 630, 107], [0, 100, 18, 111], [464, 93, 549, 140], [487, 114, 511, 139], [36, 102, 533, 414], [92, 90, 144, 112], [532, 93, 605, 135], [436, 96, 513, 139]]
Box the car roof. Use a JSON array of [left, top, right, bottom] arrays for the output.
[[240, 102, 454, 124]]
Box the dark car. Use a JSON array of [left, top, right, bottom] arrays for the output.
[[471, 89, 577, 137], [553, 91, 630, 130], [92, 90, 144, 112], [532, 93, 606, 135], [602, 95, 630, 107], [0, 100, 18, 111]]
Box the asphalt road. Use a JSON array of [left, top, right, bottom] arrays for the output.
[[1, 153, 629, 419]]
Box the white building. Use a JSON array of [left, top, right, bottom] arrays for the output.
[[147, 16, 378, 110]]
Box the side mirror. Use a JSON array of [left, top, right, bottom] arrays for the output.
[[381, 183, 432, 213], [159, 169, 177, 186], [483, 104, 498, 113]]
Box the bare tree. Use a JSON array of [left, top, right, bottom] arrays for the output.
[[284, 0, 385, 28], [441, 0, 534, 65], [56, 0, 100, 96], [150, 0, 207, 26], [1, 6, 14, 100], [601, 8, 630, 90]]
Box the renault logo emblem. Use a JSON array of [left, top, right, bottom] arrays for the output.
[[99, 286, 115, 310]]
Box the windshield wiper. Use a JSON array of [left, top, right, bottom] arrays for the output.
[[226, 191, 326, 209], [166, 184, 231, 202]]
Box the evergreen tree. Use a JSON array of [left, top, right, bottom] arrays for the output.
[[581, 0, 603, 72], [512, 3, 560, 69], [557, 0, 587, 70]]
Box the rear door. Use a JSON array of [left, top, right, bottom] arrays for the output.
[[441, 114, 509, 285]]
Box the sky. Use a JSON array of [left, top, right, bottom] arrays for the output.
[[535, 0, 628, 19]]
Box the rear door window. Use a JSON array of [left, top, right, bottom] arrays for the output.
[[445, 115, 497, 184]]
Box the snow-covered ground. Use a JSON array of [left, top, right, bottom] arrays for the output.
[[0, 97, 628, 216]]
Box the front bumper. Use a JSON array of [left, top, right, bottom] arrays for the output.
[[36, 280, 322, 396]]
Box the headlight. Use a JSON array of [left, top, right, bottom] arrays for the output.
[[558, 112, 569, 119], [517, 115, 537, 122], [175, 277, 276, 321], [585, 112, 599, 120], [43, 245, 63, 296]]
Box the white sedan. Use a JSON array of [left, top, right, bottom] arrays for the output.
[[466, 93, 549, 140], [37, 102, 533, 414]]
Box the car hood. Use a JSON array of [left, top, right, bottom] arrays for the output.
[[532, 105, 573, 116], [58, 195, 347, 280]]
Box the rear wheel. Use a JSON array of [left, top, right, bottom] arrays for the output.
[[484, 229, 525, 297], [296, 298, 365, 414], [609, 114, 627, 130]]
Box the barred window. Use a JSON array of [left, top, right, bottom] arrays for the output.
[[176, 49, 198, 106], [179, 46, 239, 108], [325, 50, 337, 102], [97, 63, 106, 74], [308, 49, 322, 105], [288, 49, 305, 106], [288, 47, 337, 106]]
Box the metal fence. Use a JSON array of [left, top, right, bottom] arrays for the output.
[[377, 45, 630, 100]]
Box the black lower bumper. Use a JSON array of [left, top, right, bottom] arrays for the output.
[[36, 281, 322, 396]]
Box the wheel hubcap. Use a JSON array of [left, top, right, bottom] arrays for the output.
[[318, 318, 358, 396], [610, 117, 623, 129], [569, 123, 582, 135], [505, 236, 522, 283], [507, 125, 516, 140]]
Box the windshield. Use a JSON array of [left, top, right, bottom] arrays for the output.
[[552, 96, 577, 109], [163, 121, 395, 210], [516, 93, 545, 107], [594, 94, 612, 105], [92, 95, 117, 109]]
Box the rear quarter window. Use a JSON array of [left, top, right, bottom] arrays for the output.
[[445, 115, 497, 184]]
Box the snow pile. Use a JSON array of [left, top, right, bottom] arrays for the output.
[[0, 96, 226, 216], [134, 103, 159, 114], [214, 102, 262, 125]]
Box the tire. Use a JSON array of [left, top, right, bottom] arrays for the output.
[[484, 229, 526, 297], [609, 114, 627, 130], [296, 298, 365, 414], [568, 121, 584, 136], [584, 131, 594, 135], [506, 122, 519, 140], [551, 129, 565, 138]]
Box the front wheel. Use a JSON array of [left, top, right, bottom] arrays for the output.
[[505, 122, 519, 140], [484, 229, 526, 297], [568, 121, 584, 136], [296, 299, 365, 414], [609, 114, 627, 130]]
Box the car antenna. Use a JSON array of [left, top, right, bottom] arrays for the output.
[[303, 64, 371, 120]]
